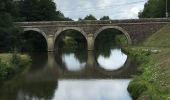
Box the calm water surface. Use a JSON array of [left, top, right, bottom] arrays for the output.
[[0, 47, 137, 100]]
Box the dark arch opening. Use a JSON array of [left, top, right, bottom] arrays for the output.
[[95, 28, 128, 51], [18, 30, 48, 52], [94, 28, 129, 71], [54, 29, 87, 52]]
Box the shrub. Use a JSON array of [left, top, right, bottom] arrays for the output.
[[0, 53, 31, 80], [128, 81, 148, 99]]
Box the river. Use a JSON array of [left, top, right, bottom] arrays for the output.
[[0, 47, 138, 100]]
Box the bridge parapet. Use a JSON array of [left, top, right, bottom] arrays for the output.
[[15, 18, 170, 26]]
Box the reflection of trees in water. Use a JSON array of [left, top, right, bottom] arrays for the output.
[[55, 48, 87, 71], [19, 31, 47, 52], [95, 29, 127, 58], [55, 30, 87, 50], [19, 81, 57, 100], [28, 53, 48, 70]]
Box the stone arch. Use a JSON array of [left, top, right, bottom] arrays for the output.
[[94, 26, 132, 45], [23, 28, 48, 42], [54, 27, 88, 42], [54, 27, 88, 50], [22, 28, 48, 51]]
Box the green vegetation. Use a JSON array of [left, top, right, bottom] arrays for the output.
[[56, 30, 87, 50], [127, 24, 170, 100], [83, 14, 97, 20], [139, 0, 170, 18], [100, 16, 110, 20], [16, 0, 72, 21], [0, 53, 31, 80], [144, 24, 170, 47], [0, 0, 21, 52]]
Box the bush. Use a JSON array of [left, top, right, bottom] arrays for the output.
[[0, 53, 31, 80], [128, 81, 148, 99]]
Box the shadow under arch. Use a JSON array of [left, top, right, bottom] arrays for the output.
[[54, 27, 88, 50], [21, 28, 48, 51], [94, 26, 132, 45]]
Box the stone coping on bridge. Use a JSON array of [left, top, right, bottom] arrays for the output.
[[15, 18, 170, 26]]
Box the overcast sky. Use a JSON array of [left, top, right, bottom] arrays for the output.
[[54, 0, 147, 20]]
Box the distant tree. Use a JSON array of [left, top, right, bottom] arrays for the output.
[[100, 16, 110, 20], [139, 0, 170, 18], [84, 14, 97, 20], [78, 18, 83, 21]]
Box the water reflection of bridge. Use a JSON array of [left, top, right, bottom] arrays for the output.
[[23, 52, 137, 82]]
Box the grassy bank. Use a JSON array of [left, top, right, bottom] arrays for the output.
[[127, 48, 170, 100], [127, 24, 170, 100], [0, 53, 31, 80]]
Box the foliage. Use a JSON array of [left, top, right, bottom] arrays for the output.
[[84, 14, 97, 20], [56, 30, 87, 50], [0, 53, 31, 80], [115, 35, 128, 46], [14, 0, 72, 21], [128, 81, 147, 99], [0, 0, 21, 52], [139, 0, 169, 18], [126, 48, 170, 100], [100, 16, 110, 20], [19, 0, 55, 21]]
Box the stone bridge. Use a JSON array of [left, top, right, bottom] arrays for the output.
[[16, 18, 170, 51]]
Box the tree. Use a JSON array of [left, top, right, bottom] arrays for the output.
[[84, 14, 97, 20], [100, 16, 110, 20], [0, 0, 20, 51], [139, 0, 170, 18], [18, 0, 72, 21]]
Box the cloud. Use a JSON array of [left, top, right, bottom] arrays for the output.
[[54, 0, 146, 20]]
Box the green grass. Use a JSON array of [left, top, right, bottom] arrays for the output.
[[127, 48, 170, 100], [144, 24, 170, 47], [127, 24, 170, 100], [0, 53, 29, 63]]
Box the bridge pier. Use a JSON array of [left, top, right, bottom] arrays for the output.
[[87, 51, 95, 67], [87, 34, 94, 51], [47, 35, 54, 52]]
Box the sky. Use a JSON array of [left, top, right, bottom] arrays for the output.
[[54, 0, 147, 20]]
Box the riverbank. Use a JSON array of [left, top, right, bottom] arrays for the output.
[[127, 24, 170, 100], [0, 53, 31, 80]]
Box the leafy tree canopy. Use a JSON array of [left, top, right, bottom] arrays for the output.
[[84, 14, 97, 20], [100, 16, 110, 20], [0, 0, 20, 51], [139, 0, 170, 18]]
